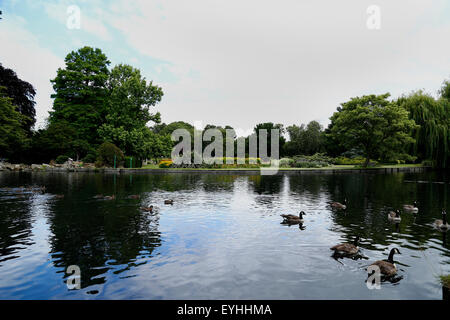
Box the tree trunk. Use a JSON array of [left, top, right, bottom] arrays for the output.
[[364, 156, 370, 168]]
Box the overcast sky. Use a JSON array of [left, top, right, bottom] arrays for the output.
[[1, 0, 449, 137]]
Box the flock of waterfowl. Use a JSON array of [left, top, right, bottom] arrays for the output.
[[1, 185, 448, 284], [280, 198, 449, 280]]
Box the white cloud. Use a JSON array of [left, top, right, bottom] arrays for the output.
[[101, 0, 450, 130], [0, 15, 64, 129], [2, 0, 450, 132]]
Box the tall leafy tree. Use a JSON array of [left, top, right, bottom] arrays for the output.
[[98, 64, 163, 158], [327, 93, 417, 167], [284, 121, 324, 156], [144, 129, 173, 159], [0, 64, 36, 134], [0, 87, 29, 160], [49, 47, 110, 148], [397, 88, 450, 168], [253, 122, 286, 158]]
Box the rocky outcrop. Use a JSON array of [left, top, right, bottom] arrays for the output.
[[0, 161, 96, 172], [0, 162, 30, 171]]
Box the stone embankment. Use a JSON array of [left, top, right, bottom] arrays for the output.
[[0, 161, 96, 172]]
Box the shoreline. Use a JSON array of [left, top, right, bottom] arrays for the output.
[[0, 165, 434, 175]]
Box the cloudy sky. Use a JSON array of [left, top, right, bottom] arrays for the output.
[[1, 0, 449, 136]]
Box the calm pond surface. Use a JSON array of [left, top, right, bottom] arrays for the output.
[[0, 171, 449, 299]]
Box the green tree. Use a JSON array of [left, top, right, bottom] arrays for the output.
[[154, 121, 194, 137], [327, 93, 417, 167], [153, 121, 195, 154], [31, 122, 77, 163], [0, 88, 29, 160], [49, 46, 110, 149], [96, 142, 124, 167], [397, 88, 450, 168], [0, 64, 36, 134], [98, 64, 163, 158], [285, 120, 324, 156], [144, 130, 173, 159], [440, 80, 450, 101]]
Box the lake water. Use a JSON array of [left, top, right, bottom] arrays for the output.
[[0, 171, 449, 299]]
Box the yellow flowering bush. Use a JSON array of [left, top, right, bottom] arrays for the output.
[[158, 159, 173, 168]]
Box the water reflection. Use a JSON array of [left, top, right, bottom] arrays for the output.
[[0, 188, 35, 264], [46, 190, 162, 289], [0, 171, 449, 299]]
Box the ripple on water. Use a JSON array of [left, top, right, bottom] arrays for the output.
[[0, 171, 450, 299]]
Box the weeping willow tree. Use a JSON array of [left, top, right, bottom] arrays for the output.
[[397, 84, 450, 168]]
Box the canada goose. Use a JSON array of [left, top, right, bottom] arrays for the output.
[[331, 199, 347, 210], [103, 195, 115, 200], [141, 205, 154, 213], [330, 236, 360, 255], [55, 194, 65, 199], [403, 201, 419, 213], [369, 248, 401, 277], [435, 209, 449, 230], [281, 211, 305, 224], [127, 195, 140, 199], [388, 209, 401, 222], [164, 199, 174, 205]]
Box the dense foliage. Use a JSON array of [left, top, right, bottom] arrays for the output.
[[0, 88, 29, 160], [0, 64, 36, 134], [326, 94, 417, 167], [284, 121, 324, 156], [1, 45, 449, 169], [98, 64, 163, 159], [96, 142, 124, 167], [397, 88, 450, 168], [49, 47, 110, 149]]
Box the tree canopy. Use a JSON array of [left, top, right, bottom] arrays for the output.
[[1, 44, 449, 168], [397, 87, 450, 168], [284, 121, 324, 156], [98, 64, 163, 158], [0, 63, 36, 134], [327, 93, 417, 166], [0, 87, 29, 160], [49, 46, 110, 147]]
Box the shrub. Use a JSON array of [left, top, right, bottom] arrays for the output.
[[96, 142, 124, 167], [82, 152, 97, 163], [288, 153, 331, 168], [280, 158, 294, 168], [159, 159, 173, 168], [333, 156, 366, 165], [56, 155, 69, 164]]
